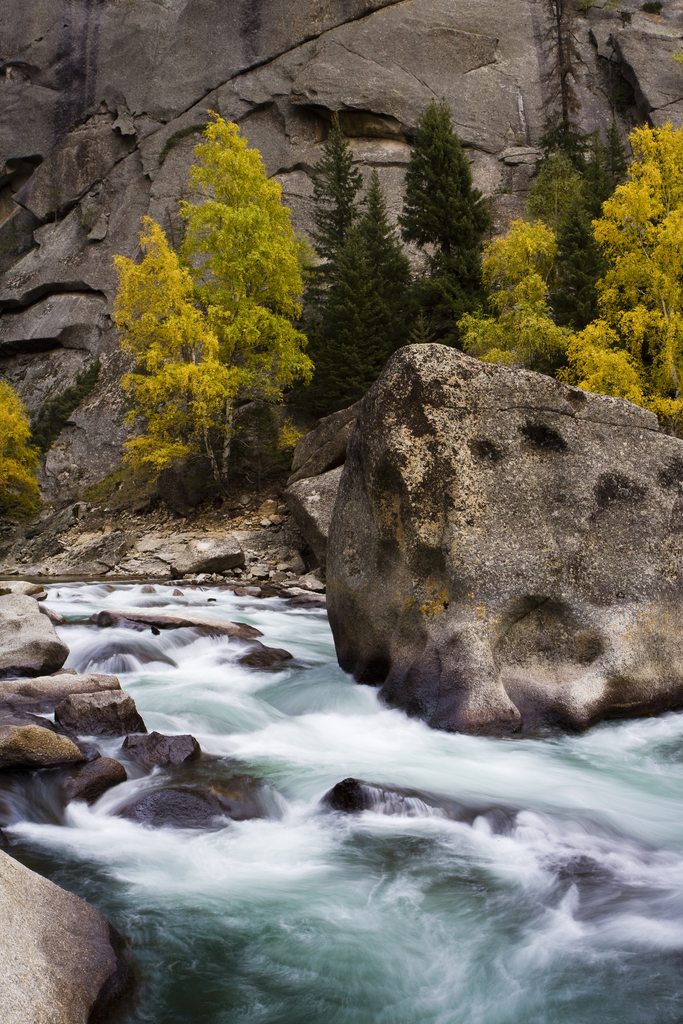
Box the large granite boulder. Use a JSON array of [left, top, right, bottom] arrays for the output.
[[0, 849, 131, 1023], [55, 691, 147, 737], [0, 672, 120, 713], [0, 594, 69, 678], [327, 344, 683, 736]]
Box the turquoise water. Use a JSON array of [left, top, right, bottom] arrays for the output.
[[4, 582, 683, 1023]]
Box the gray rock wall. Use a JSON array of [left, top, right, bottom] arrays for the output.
[[1, 0, 682, 503]]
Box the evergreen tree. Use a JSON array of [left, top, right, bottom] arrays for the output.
[[306, 171, 412, 413], [399, 99, 491, 344], [550, 205, 605, 329], [309, 112, 363, 276], [605, 118, 628, 184]]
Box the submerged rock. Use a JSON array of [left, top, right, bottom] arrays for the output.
[[0, 594, 69, 678], [322, 777, 448, 817], [119, 784, 260, 829], [0, 672, 120, 713], [328, 344, 683, 736], [123, 731, 201, 767], [0, 849, 132, 1023], [237, 642, 293, 668], [55, 690, 147, 737], [64, 757, 128, 804]]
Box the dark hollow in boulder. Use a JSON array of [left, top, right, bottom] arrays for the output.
[[55, 690, 147, 737], [123, 731, 201, 767], [64, 757, 128, 804], [328, 344, 683, 736]]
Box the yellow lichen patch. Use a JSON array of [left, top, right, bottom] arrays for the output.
[[419, 585, 449, 617]]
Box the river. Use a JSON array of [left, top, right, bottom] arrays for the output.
[[3, 582, 683, 1023]]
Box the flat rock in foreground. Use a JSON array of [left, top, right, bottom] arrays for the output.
[[328, 344, 683, 735], [0, 849, 131, 1023]]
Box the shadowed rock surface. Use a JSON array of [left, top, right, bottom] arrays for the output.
[[327, 344, 683, 736], [123, 731, 201, 767], [0, 849, 132, 1024], [0, 594, 69, 678], [64, 757, 127, 805], [284, 466, 343, 567], [288, 402, 360, 484], [237, 642, 294, 668], [55, 690, 147, 737]]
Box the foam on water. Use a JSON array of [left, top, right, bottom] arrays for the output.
[[4, 582, 683, 1023]]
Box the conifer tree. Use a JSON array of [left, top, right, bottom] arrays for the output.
[[309, 112, 363, 278], [399, 99, 491, 343], [306, 171, 412, 413]]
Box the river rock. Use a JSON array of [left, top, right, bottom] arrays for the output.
[[0, 672, 120, 713], [0, 582, 45, 597], [0, 594, 70, 678], [288, 401, 360, 484], [119, 785, 259, 829], [322, 777, 450, 817], [0, 849, 131, 1024], [122, 731, 201, 767], [90, 608, 263, 638], [0, 719, 86, 769], [237, 642, 294, 668], [64, 757, 128, 804], [284, 466, 343, 567], [55, 691, 147, 737], [327, 343, 683, 736], [39, 605, 66, 626]]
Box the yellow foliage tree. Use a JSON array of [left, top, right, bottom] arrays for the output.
[[114, 114, 312, 491], [562, 123, 683, 430], [0, 381, 40, 517], [459, 219, 570, 372]]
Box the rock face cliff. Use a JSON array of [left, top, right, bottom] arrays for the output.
[[327, 344, 683, 735], [1, 0, 682, 504]]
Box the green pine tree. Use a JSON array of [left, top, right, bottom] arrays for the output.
[[357, 169, 412, 355], [308, 229, 390, 412], [309, 112, 364, 273], [399, 99, 491, 344], [550, 205, 606, 330]]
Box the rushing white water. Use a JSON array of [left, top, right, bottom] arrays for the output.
[[4, 582, 683, 1023]]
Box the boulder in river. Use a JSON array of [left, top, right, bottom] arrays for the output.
[[328, 343, 683, 736], [55, 690, 147, 737], [0, 594, 69, 678], [0, 708, 86, 769], [64, 757, 128, 804], [123, 731, 201, 767], [237, 642, 293, 668], [119, 784, 261, 829], [90, 608, 263, 638], [0, 672, 120, 713], [0, 849, 132, 1022]]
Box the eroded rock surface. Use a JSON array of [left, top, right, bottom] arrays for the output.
[[328, 344, 683, 736]]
